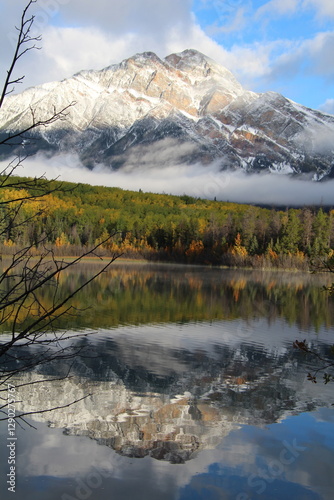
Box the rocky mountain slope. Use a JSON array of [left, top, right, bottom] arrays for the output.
[[10, 325, 332, 463], [1, 49, 334, 178]]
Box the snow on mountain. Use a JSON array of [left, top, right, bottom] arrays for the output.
[[0, 49, 334, 178]]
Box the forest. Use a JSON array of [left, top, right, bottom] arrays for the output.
[[1, 175, 334, 269]]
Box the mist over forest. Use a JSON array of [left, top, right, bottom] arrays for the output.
[[6, 152, 334, 208]]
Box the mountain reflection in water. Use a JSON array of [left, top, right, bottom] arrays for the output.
[[1, 262, 334, 500]]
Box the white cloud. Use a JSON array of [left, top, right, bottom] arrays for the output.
[[0, 7, 277, 94], [165, 24, 276, 84], [206, 7, 247, 35], [118, 139, 198, 172], [306, 32, 334, 78], [257, 0, 334, 19], [1, 26, 133, 90], [261, 31, 334, 90], [35, 26, 138, 83], [319, 98, 334, 114], [303, 0, 334, 18], [4, 153, 334, 207], [0, 0, 194, 90], [57, 0, 193, 37], [256, 0, 300, 17]]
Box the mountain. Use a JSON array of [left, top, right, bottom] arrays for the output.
[[1, 49, 334, 179], [9, 325, 333, 463]]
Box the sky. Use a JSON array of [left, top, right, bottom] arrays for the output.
[[0, 0, 333, 113]]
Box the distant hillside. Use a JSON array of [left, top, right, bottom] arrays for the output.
[[0, 176, 333, 268]]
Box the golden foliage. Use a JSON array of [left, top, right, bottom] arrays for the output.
[[230, 233, 248, 257]]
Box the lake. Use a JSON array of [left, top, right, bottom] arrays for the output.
[[1, 261, 334, 500]]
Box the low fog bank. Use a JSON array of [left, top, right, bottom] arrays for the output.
[[3, 153, 334, 207]]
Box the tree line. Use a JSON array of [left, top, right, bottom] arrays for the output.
[[1, 176, 334, 268]]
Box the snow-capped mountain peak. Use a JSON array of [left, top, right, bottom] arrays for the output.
[[0, 49, 334, 178]]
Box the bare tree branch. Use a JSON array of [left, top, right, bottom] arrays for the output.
[[0, 394, 92, 422], [0, 102, 76, 147], [293, 339, 334, 384], [0, 2, 121, 421], [0, 1, 40, 109]]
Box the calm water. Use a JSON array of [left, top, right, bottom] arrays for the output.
[[1, 262, 334, 500]]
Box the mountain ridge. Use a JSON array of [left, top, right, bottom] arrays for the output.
[[0, 48, 334, 179]]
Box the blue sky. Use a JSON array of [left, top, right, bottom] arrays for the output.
[[191, 0, 334, 111], [0, 0, 334, 113]]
